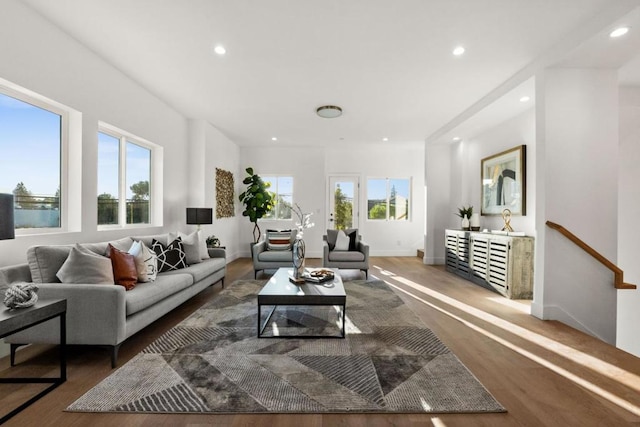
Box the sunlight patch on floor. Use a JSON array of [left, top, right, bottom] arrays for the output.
[[372, 266, 640, 417], [485, 295, 531, 313], [430, 417, 448, 427]]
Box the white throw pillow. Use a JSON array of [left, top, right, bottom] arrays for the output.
[[128, 240, 157, 282], [56, 244, 114, 284], [334, 230, 350, 251], [197, 230, 210, 260]]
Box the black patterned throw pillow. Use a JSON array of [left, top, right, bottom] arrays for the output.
[[151, 238, 187, 272]]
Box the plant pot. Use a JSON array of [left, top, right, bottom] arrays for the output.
[[461, 215, 470, 231], [470, 213, 480, 231]]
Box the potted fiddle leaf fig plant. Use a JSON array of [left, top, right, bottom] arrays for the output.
[[238, 167, 275, 243]]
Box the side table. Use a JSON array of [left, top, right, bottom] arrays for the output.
[[0, 299, 67, 424]]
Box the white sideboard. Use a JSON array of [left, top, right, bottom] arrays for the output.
[[445, 229, 534, 299]]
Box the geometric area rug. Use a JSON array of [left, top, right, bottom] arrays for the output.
[[67, 279, 505, 414]]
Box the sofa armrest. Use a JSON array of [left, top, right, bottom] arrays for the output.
[[252, 241, 267, 262], [208, 247, 226, 259], [358, 240, 370, 258], [322, 240, 330, 261], [5, 283, 127, 346]]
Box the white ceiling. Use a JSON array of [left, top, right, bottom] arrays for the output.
[[21, 0, 640, 147]]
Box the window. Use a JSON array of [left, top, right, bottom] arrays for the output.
[[0, 89, 65, 231], [262, 176, 293, 220], [98, 124, 153, 227], [367, 178, 411, 221]]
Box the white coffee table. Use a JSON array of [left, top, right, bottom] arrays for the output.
[[257, 267, 346, 338]]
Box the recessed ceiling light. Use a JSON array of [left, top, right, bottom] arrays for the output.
[[382, 137, 389, 142], [271, 137, 277, 141], [609, 27, 630, 38], [452, 137, 461, 142], [316, 105, 342, 118], [452, 46, 465, 56], [520, 96, 531, 103], [213, 45, 226, 55]]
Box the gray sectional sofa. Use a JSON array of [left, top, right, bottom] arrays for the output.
[[0, 233, 225, 367]]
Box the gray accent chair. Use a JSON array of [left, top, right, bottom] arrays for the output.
[[322, 229, 369, 278], [251, 229, 296, 278]]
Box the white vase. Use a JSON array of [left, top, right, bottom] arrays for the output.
[[461, 215, 470, 230], [470, 213, 480, 231]]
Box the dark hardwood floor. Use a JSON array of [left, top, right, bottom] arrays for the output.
[[1, 256, 639, 426]]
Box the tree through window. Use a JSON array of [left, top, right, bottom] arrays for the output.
[[98, 126, 152, 227], [0, 91, 63, 230], [367, 178, 411, 221], [262, 176, 293, 220]]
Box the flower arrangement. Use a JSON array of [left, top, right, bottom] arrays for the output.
[[292, 203, 314, 239]]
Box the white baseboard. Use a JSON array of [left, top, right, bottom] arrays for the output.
[[424, 257, 445, 265], [542, 305, 609, 344]]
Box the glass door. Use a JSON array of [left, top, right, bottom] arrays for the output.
[[328, 176, 359, 230]]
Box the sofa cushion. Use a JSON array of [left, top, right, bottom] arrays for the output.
[[28, 245, 72, 283], [56, 244, 115, 284], [334, 230, 350, 251], [328, 251, 365, 262], [152, 239, 187, 272], [169, 231, 201, 265], [326, 228, 358, 250], [266, 229, 292, 251], [259, 250, 293, 262], [108, 244, 138, 290], [125, 273, 193, 316], [27, 237, 134, 283], [128, 240, 157, 282], [197, 230, 210, 260], [131, 233, 170, 250], [162, 257, 225, 283], [82, 237, 133, 256]]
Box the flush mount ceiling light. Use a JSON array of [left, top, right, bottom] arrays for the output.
[[452, 137, 461, 142], [213, 45, 226, 55], [520, 96, 531, 103], [316, 105, 342, 118], [610, 26, 630, 38], [271, 137, 278, 141], [452, 46, 465, 56], [382, 137, 389, 142]]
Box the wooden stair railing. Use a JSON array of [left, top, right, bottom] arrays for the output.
[[546, 221, 636, 290]]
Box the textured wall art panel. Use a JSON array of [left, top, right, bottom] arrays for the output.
[[216, 168, 235, 218]]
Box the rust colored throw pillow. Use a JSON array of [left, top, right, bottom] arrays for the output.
[[108, 243, 138, 290]]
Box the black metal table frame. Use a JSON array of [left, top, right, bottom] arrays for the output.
[[258, 301, 346, 339], [0, 300, 66, 424]]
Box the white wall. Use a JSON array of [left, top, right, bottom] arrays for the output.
[[424, 110, 536, 265], [424, 144, 451, 264], [0, 0, 190, 268], [239, 143, 425, 258], [465, 110, 536, 234], [539, 68, 619, 344], [617, 86, 640, 355], [325, 144, 425, 257], [203, 122, 241, 262]]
